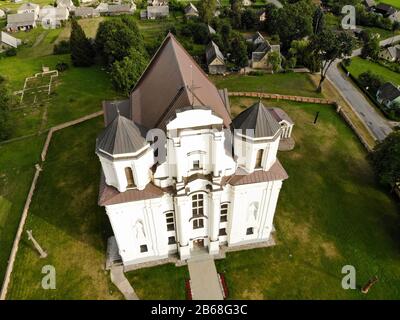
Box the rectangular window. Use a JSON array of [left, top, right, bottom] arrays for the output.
[[193, 160, 200, 169], [168, 236, 176, 245], [193, 219, 204, 229], [140, 244, 148, 253], [220, 204, 228, 223], [165, 212, 175, 231], [255, 149, 263, 168], [246, 227, 254, 235], [219, 228, 227, 236], [192, 194, 204, 217]]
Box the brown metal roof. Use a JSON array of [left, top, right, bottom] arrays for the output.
[[222, 160, 288, 186], [103, 99, 131, 127], [130, 33, 231, 130], [268, 107, 294, 125], [98, 174, 164, 206]]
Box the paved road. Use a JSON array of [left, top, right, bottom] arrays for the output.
[[327, 35, 400, 141], [188, 257, 224, 300]]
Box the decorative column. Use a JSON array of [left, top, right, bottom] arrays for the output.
[[174, 196, 191, 259], [260, 181, 282, 240], [212, 131, 224, 177], [208, 191, 221, 254]]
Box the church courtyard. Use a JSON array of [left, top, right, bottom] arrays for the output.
[[5, 99, 399, 299]]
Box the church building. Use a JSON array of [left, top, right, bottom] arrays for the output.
[[96, 34, 290, 268]]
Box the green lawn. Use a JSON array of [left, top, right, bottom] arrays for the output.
[[376, 0, 400, 9], [347, 57, 400, 86], [0, 0, 53, 11], [212, 73, 324, 98], [5, 97, 399, 299], [126, 264, 189, 300], [217, 97, 400, 299], [0, 135, 45, 286], [7, 117, 123, 299]]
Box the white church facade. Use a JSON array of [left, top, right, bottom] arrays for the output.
[[96, 34, 292, 268]]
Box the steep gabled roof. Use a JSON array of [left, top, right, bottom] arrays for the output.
[[205, 41, 224, 65], [96, 114, 148, 156], [232, 100, 281, 138], [130, 33, 231, 130], [377, 82, 400, 102]]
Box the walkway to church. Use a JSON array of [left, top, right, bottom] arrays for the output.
[[187, 257, 224, 300]]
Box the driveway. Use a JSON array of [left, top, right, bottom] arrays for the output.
[[327, 35, 400, 141]]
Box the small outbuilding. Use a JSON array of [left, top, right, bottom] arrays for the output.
[[184, 3, 198, 19], [205, 41, 226, 75]]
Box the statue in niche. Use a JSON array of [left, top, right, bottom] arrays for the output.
[[133, 220, 146, 242], [247, 202, 259, 224]]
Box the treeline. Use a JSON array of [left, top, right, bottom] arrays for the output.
[[67, 16, 149, 96], [0, 76, 12, 141]]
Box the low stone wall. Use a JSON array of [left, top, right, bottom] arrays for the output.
[[228, 91, 335, 105], [0, 110, 104, 300]]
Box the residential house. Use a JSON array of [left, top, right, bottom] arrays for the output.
[[258, 9, 266, 22], [389, 10, 400, 23], [243, 0, 252, 6], [0, 9, 5, 19], [208, 24, 216, 35], [107, 4, 136, 16], [184, 3, 198, 19], [376, 82, 400, 109], [17, 2, 40, 18], [379, 45, 400, 62], [246, 31, 266, 47], [39, 6, 69, 29], [6, 12, 37, 32], [148, 0, 168, 5], [142, 5, 169, 19], [96, 34, 289, 267], [95, 2, 109, 14], [249, 33, 281, 70], [75, 7, 100, 18], [1, 31, 22, 49], [363, 0, 376, 9], [206, 41, 226, 75], [374, 3, 396, 17], [57, 0, 76, 12]]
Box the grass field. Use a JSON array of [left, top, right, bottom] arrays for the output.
[[0, 135, 45, 287], [217, 98, 400, 299], [6, 117, 123, 299], [126, 264, 189, 300], [6, 98, 399, 299], [212, 73, 324, 98], [376, 0, 400, 9], [347, 57, 400, 87]]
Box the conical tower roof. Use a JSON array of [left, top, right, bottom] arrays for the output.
[[96, 114, 148, 156], [232, 100, 281, 138]]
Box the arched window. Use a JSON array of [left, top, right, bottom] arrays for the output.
[[125, 167, 135, 188], [255, 149, 264, 168], [192, 194, 204, 229]]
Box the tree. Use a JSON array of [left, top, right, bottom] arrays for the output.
[[95, 18, 144, 66], [110, 49, 148, 96], [229, 0, 243, 28], [241, 8, 257, 30], [312, 6, 325, 35], [198, 0, 217, 23], [268, 51, 282, 73], [0, 77, 11, 141], [70, 19, 94, 67], [369, 131, 400, 189], [358, 71, 384, 95], [360, 30, 380, 60], [311, 29, 354, 92], [265, 0, 314, 50], [229, 33, 248, 68]]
